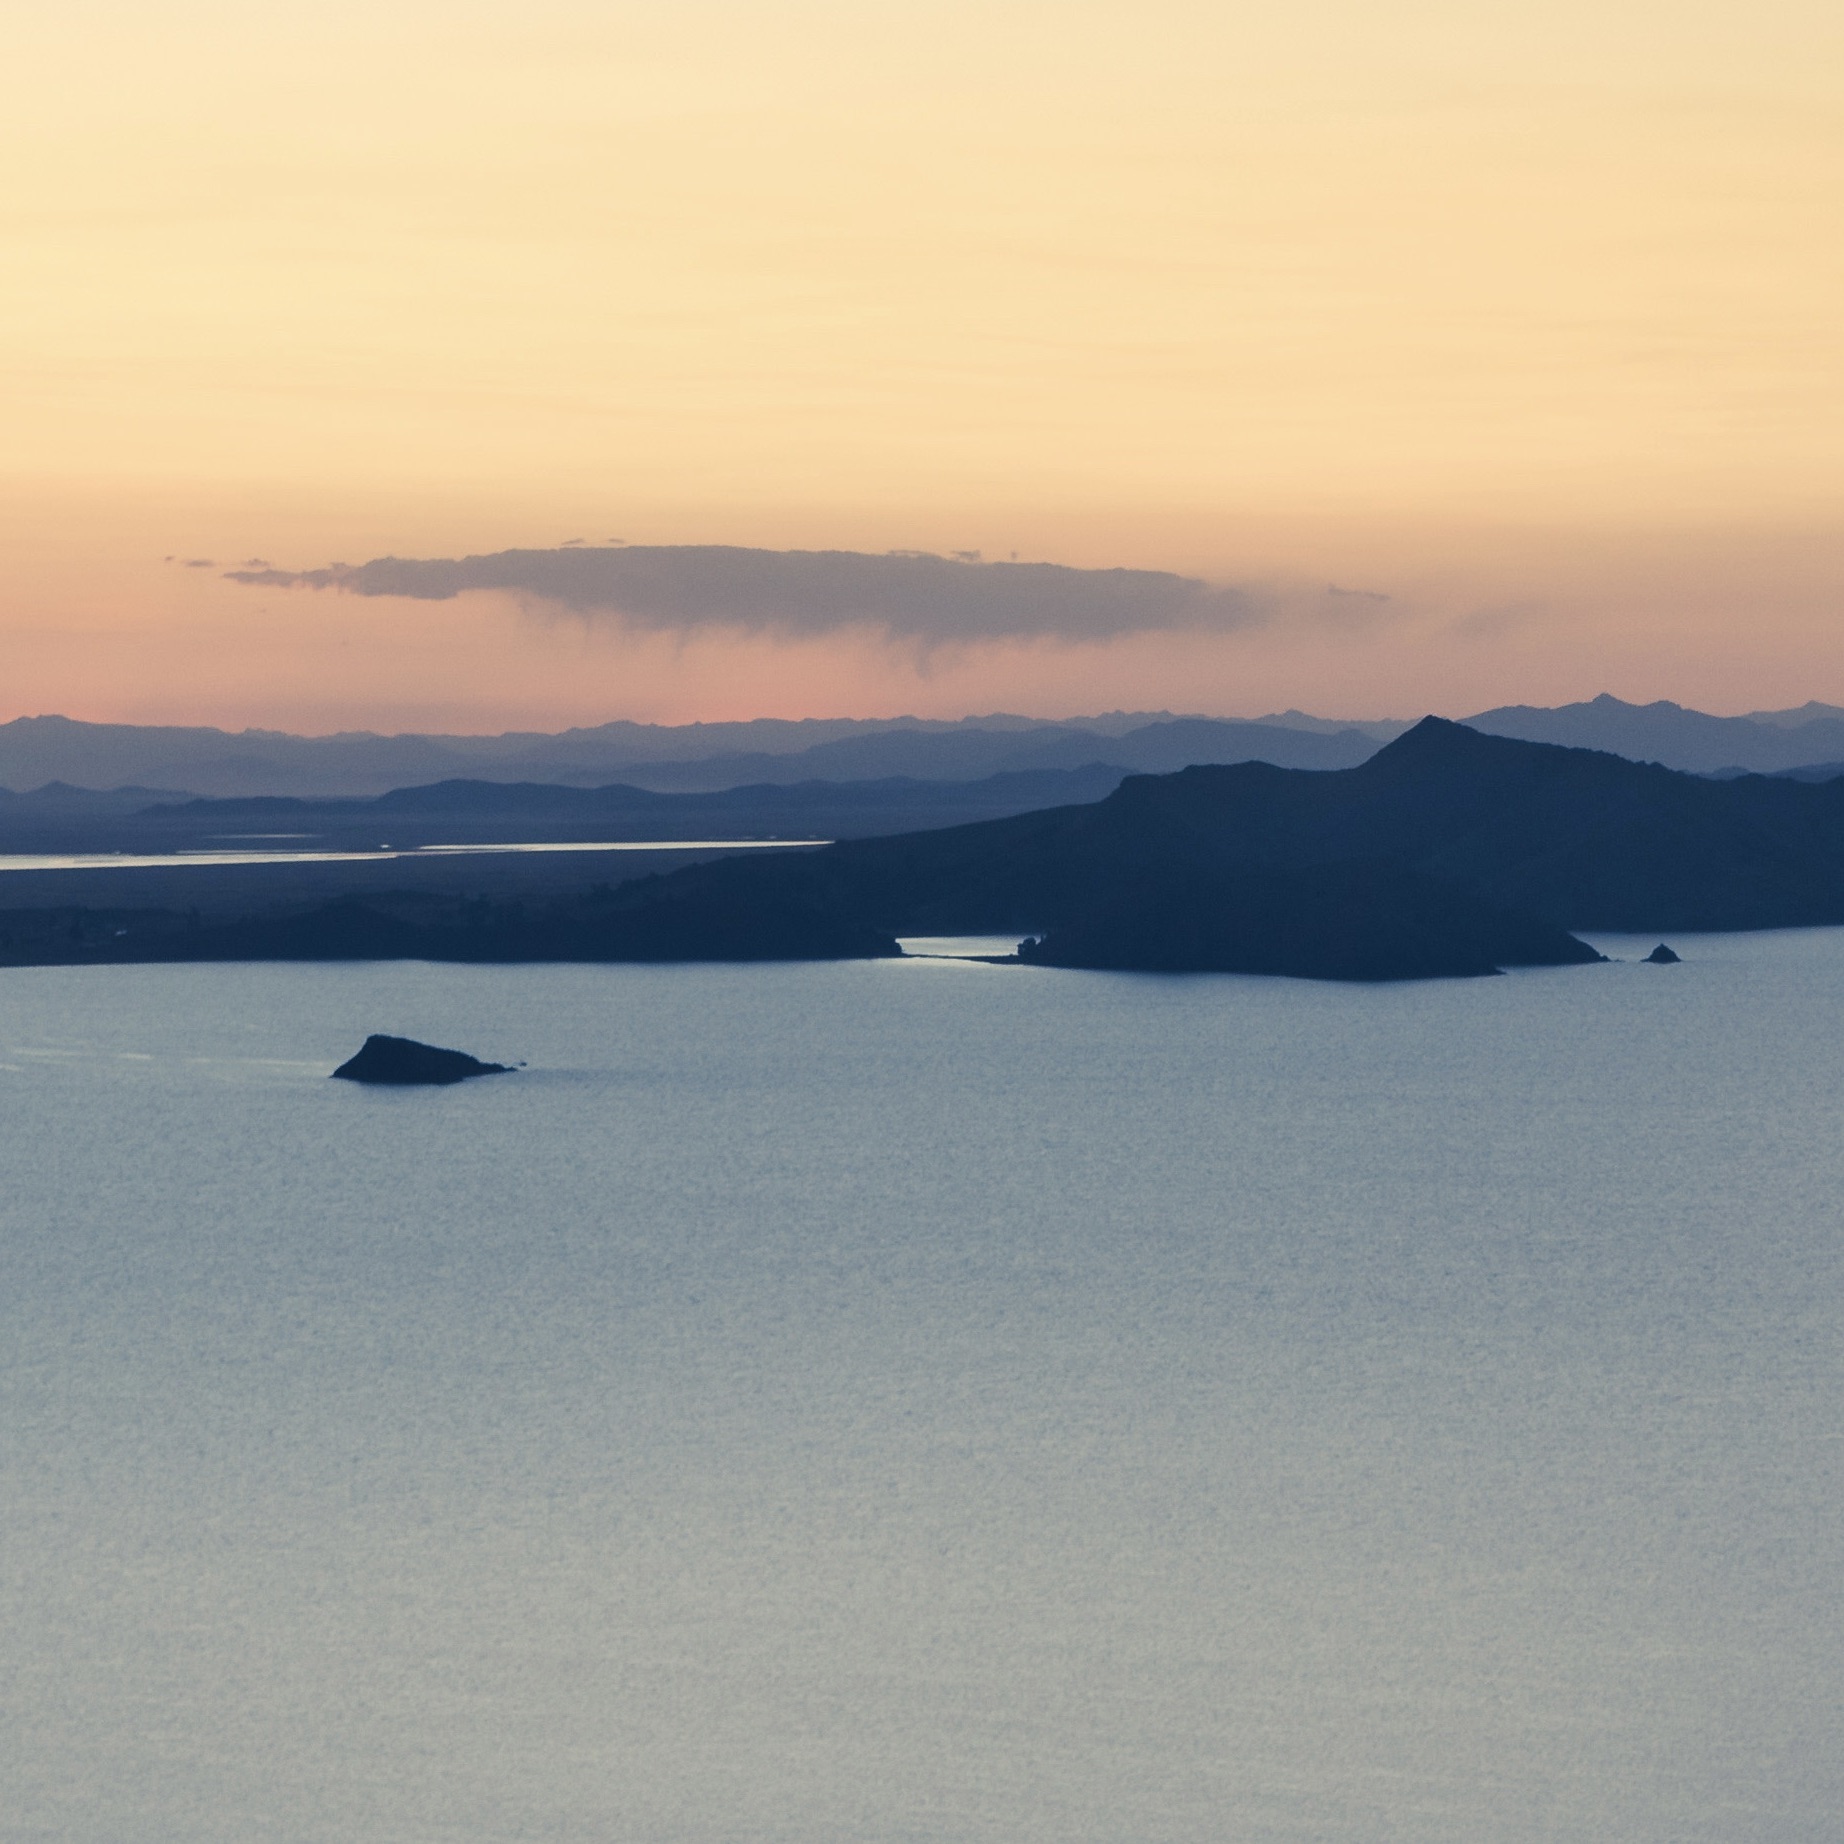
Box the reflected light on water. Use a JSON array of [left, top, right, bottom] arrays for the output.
[[0, 840, 828, 873]]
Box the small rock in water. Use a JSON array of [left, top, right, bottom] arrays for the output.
[[331, 1034, 512, 1085], [1644, 943, 1681, 964]]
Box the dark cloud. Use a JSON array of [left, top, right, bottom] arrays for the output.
[[225, 545, 1262, 643]]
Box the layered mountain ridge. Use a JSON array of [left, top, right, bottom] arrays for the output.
[[9, 693, 1844, 802], [12, 718, 1844, 980]]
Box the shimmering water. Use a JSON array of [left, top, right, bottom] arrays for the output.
[[0, 838, 822, 873], [2, 935, 1840, 1841]]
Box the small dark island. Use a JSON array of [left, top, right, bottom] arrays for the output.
[[1644, 944, 1682, 964], [332, 1034, 512, 1085]]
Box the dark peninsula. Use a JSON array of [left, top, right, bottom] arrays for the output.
[[1015, 861, 1598, 980]]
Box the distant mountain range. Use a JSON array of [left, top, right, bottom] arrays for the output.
[[0, 711, 1385, 799], [5, 694, 1844, 802], [0, 766, 1133, 857], [22, 719, 1844, 980], [609, 717, 1381, 791], [1463, 695, 1844, 774]]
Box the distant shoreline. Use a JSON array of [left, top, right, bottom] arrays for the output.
[[0, 838, 827, 875]]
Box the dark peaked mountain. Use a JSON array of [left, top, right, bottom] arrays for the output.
[[748, 716, 1844, 934], [544, 717, 1844, 973]]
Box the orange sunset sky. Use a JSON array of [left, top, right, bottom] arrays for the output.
[[3, 0, 1841, 733]]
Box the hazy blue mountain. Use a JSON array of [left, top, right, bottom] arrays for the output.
[[0, 711, 1379, 798], [1742, 701, 1844, 729], [0, 709, 1345, 798], [14, 694, 1844, 800], [1770, 761, 1844, 783], [0, 781, 190, 813], [1247, 710, 1410, 741], [609, 718, 1379, 790], [83, 766, 1134, 853], [1462, 693, 1844, 773], [1106, 718, 1381, 772], [0, 712, 1081, 798]]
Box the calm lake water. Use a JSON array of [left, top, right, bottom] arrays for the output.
[[2, 935, 1841, 1841]]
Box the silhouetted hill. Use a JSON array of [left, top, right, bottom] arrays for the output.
[[18, 720, 1844, 978], [601, 716, 1844, 943]]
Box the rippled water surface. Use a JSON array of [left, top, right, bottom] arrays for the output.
[[3, 936, 1841, 1841]]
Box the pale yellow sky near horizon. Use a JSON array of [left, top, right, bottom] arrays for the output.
[[2, 0, 1840, 731]]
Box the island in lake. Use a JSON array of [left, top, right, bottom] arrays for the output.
[[331, 1035, 513, 1085]]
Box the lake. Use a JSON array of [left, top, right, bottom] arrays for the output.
[[2, 934, 1840, 1841]]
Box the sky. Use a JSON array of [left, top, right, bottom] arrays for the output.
[[2, 0, 1840, 732]]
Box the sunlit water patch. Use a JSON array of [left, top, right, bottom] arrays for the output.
[[0, 838, 825, 873]]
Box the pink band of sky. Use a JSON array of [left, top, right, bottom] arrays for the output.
[[4, 0, 1840, 731]]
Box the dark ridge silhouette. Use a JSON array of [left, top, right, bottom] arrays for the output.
[[332, 1035, 511, 1084], [1644, 943, 1682, 964], [655, 714, 1844, 938], [17, 719, 1844, 979]]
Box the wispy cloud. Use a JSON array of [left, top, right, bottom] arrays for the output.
[[1448, 600, 1545, 642], [225, 545, 1263, 644]]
